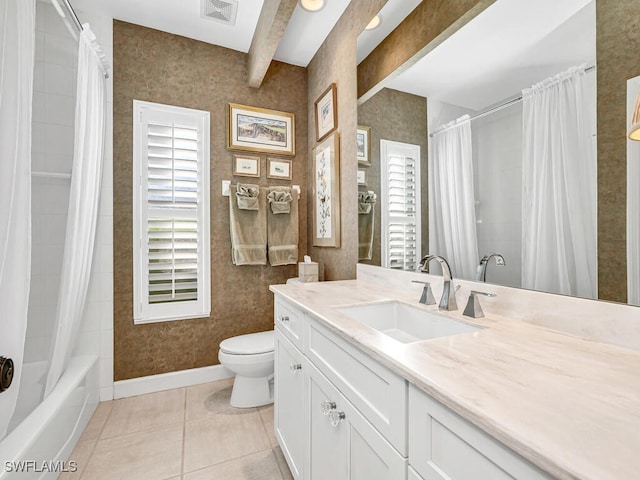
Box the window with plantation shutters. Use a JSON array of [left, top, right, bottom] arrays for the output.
[[133, 101, 211, 324], [381, 140, 421, 271]]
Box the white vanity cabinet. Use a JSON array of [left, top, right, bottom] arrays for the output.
[[274, 296, 407, 480], [408, 385, 552, 480], [274, 331, 306, 479], [308, 361, 406, 480], [273, 294, 553, 480]]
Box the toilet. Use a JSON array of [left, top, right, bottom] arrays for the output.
[[218, 330, 275, 408]]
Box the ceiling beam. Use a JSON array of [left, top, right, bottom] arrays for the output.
[[247, 0, 298, 88]]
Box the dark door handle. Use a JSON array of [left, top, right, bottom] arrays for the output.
[[0, 357, 14, 392]]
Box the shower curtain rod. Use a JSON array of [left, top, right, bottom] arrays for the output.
[[429, 64, 596, 138], [61, 0, 83, 32]]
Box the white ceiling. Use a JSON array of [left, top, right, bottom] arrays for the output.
[[71, 0, 355, 66], [386, 0, 596, 111]]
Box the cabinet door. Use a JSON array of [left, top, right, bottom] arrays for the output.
[[308, 364, 406, 480], [275, 331, 306, 479], [409, 385, 551, 480]]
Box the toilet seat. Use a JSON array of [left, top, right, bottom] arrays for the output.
[[219, 331, 274, 355]]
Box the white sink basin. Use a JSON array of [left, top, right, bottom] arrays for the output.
[[338, 301, 480, 344]]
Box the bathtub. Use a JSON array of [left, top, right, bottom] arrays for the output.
[[0, 355, 99, 479]]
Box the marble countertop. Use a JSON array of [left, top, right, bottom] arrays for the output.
[[270, 279, 640, 480]]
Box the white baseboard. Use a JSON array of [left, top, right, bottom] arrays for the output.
[[113, 364, 234, 399]]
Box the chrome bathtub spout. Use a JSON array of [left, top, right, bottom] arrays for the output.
[[417, 255, 458, 311]]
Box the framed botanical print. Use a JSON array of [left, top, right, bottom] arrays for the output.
[[314, 83, 338, 142], [312, 132, 340, 247], [357, 125, 371, 165]]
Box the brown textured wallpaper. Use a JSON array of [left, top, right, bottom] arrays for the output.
[[357, 88, 428, 266], [306, 0, 387, 281], [113, 21, 307, 380], [596, 0, 640, 303], [357, 0, 495, 100]]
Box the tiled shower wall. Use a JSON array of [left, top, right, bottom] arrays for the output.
[[27, 2, 77, 364], [28, 1, 114, 401]]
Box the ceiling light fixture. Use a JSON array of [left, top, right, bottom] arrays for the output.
[[300, 0, 326, 13], [365, 14, 382, 31]]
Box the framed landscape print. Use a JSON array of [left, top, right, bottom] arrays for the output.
[[267, 157, 292, 180], [233, 154, 260, 177], [228, 103, 295, 155], [314, 83, 338, 142], [312, 132, 340, 247], [357, 125, 371, 165]]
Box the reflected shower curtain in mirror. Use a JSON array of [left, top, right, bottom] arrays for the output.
[[0, 0, 34, 439], [522, 65, 597, 298], [45, 25, 107, 396], [429, 115, 479, 279]]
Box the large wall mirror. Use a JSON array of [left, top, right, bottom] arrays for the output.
[[354, 0, 629, 303]]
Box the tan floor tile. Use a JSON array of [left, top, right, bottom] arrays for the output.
[[79, 401, 113, 443], [101, 388, 185, 438], [258, 405, 278, 448], [185, 378, 246, 421], [272, 446, 294, 480], [184, 410, 270, 473], [59, 441, 95, 480], [183, 450, 282, 480], [81, 424, 182, 480]]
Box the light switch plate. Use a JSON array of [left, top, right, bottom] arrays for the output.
[[222, 180, 230, 196]]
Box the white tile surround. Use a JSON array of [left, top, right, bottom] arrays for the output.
[[357, 263, 640, 351], [30, 1, 114, 401]]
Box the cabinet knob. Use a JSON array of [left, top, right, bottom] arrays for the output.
[[0, 357, 14, 392], [289, 363, 302, 374], [280, 315, 290, 323], [321, 400, 336, 415], [329, 410, 346, 427]]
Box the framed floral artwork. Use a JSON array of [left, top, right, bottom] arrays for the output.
[[314, 83, 337, 142], [357, 125, 371, 165], [312, 132, 340, 247]]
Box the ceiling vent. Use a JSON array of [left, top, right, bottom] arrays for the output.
[[201, 0, 239, 26]]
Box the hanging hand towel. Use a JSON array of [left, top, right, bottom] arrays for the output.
[[267, 186, 298, 266], [229, 184, 267, 265], [358, 191, 376, 261], [236, 183, 260, 210], [267, 190, 292, 214]]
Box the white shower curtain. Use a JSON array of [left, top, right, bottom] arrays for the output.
[[45, 25, 106, 396], [521, 66, 597, 298], [429, 115, 479, 280], [0, 0, 34, 438]]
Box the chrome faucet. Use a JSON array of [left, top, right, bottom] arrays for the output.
[[475, 253, 505, 282], [416, 255, 458, 311]]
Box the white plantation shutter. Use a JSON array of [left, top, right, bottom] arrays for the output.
[[133, 101, 210, 323], [381, 140, 421, 271]]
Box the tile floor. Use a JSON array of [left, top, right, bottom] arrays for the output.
[[62, 379, 293, 480]]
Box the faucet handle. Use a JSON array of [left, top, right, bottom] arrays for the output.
[[463, 290, 496, 318], [411, 280, 436, 305]]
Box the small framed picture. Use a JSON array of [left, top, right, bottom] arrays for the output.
[[357, 169, 366, 186], [267, 158, 292, 180], [357, 125, 371, 165], [314, 83, 338, 142], [233, 154, 260, 177]]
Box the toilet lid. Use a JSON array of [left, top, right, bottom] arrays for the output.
[[219, 331, 274, 355]]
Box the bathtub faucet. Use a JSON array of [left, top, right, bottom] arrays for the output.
[[416, 255, 458, 311]]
